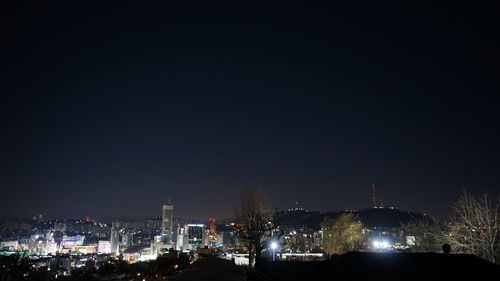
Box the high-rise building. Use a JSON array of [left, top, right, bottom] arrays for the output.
[[121, 232, 132, 247], [43, 231, 58, 255], [161, 204, 174, 245], [186, 224, 204, 250], [110, 222, 120, 255], [175, 225, 186, 251], [208, 218, 216, 234]]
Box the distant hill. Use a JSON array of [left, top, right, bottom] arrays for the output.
[[276, 208, 425, 230]]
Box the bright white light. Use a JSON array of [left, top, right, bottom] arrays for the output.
[[373, 240, 390, 249], [271, 242, 278, 250]]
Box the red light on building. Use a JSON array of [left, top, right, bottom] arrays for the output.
[[208, 218, 216, 234]]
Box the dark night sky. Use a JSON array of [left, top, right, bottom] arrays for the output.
[[1, 1, 499, 220]]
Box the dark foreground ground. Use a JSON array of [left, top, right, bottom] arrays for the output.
[[176, 257, 245, 281], [178, 253, 500, 281], [262, 252, 500, 281]]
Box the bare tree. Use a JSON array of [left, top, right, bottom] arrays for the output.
[[401, 215, 443, 253], [234, 188, 276, 269], [321, 213, 366, 255], [445, 191, 500, 264]]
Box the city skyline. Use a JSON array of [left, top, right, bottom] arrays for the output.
[[1, 3, 500, 279], [2, 1, 499, 220]]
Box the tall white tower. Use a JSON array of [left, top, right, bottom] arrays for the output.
[[110, 221, 120, 255]]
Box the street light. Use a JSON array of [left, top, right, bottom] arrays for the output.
[[270, 241, 278, 261], [373, 240, 390, 250]]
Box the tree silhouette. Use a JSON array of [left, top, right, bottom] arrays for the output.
[[235, 188, 276, 269], [321, 213, 366, 254], [445, 191, 500, 263]]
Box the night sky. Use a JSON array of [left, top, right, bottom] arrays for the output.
[[2, 1, 499, 220]]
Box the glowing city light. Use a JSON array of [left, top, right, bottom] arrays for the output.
[[373, 240, 390, 249]]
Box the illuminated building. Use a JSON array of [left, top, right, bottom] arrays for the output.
[[313, 230, 323, 247], [175, 226, 186, 251], [98, 240, 111, 254], [186, 224, 204, 250], [202, 228, 210, 246], [123, 244, 156, 263], [110, 222, 120, 255], [0, 241, 19, 251], [121, 232, 131, 247], [43, 231, 58, 255], [208, 218, 216, 234], [60, 235, 85, 248], [71, 245, 96, 254], [161, 204, 174, 245]]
